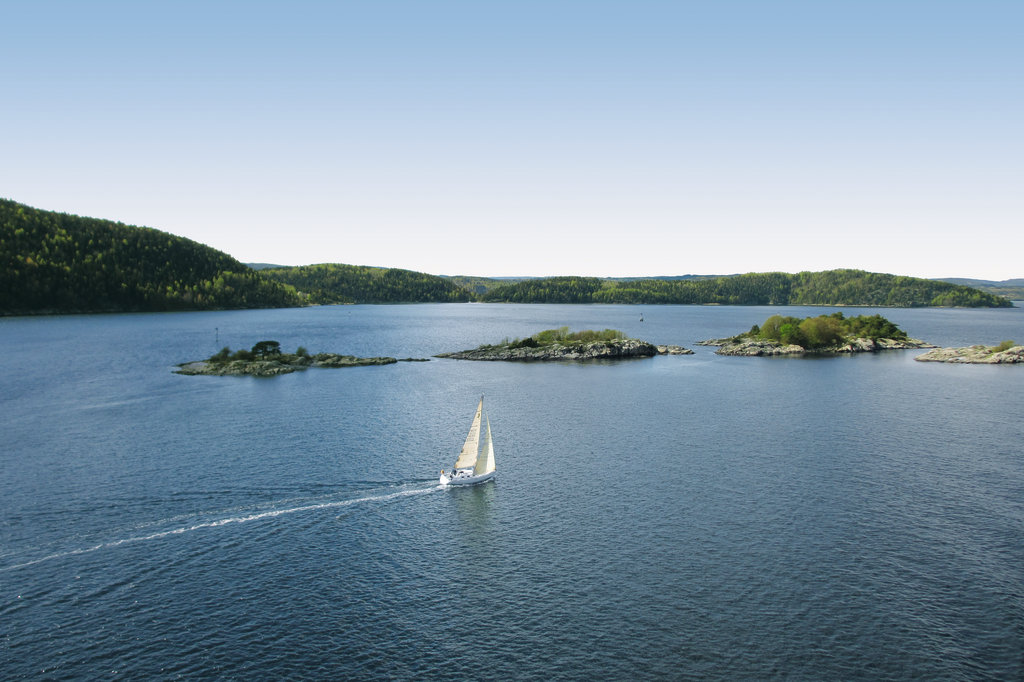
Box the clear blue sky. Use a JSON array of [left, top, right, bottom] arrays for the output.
[[3, 1, 1021, 279]]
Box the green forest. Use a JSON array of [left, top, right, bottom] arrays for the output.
[[741, 312, 910, 349], [259, 264, 471, 304], [477, 270, 1011, 307], [1, 199, 301, 314], [1, 198, 1013, 314]]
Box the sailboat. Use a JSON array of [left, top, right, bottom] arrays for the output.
[[439, 397, 496, 486]]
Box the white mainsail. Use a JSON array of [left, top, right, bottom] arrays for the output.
[[473, 417, 495, 476], [453, 398, 483, 469]]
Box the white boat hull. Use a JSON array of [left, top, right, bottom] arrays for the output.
[[439, 469, 495, 487]]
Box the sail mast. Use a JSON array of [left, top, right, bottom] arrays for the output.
[[453, 398, 483, 469]]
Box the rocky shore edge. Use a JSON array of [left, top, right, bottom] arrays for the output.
[[176, 353, 427, 377], [435, 339, 693, 361], [914, 345, 1024, 364], [697, 337, 935, 357]]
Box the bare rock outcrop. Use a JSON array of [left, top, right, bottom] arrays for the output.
[[915, 345, 1024, 364], [713, 339, 806, 356], [656, 344, 695, 355], [705, 337, 934, 357]]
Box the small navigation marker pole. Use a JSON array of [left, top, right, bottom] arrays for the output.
[[215, 327, 219, 346]]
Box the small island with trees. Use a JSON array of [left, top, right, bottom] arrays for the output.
[[436, 327, 693, 361], [175, 340, 418, 377], [700, 312, 935, 356]]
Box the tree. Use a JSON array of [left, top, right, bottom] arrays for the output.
[[251, 340, 282, 358], [778, 322, 806, 347], [798, 315, 844, 348], [758, 315, 785, 341]]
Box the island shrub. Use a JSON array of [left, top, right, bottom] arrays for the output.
[[570, 329, 626, 344], [251, 340, 282, 358], [757, 315, 801, 345], [798, 315, 844, 348], [209, 343, 294, 362], [510, 336, 539, 349], [524, 327, 626, 347], [534, 327, 572, 346], [992, 340, 1016, 353], [842, 313, 908, 341], [477, 327, 631, 351], [749, 312, 909, 349], [777, 321, 806, 347]]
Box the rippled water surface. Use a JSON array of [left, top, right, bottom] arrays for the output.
[[2, 304, 1022, 679]]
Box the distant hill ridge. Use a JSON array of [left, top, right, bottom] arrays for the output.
[[938, 278, 1024, 300], [0, 199, 1013, 314], [473, 271, 1012, 307], [259, 263, 472, 304], [939, 277, 1024, 287]]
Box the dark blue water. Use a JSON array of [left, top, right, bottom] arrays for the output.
[[2, 304, 1022, 680]]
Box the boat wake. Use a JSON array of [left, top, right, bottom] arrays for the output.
[[1, 484, 439, 573]]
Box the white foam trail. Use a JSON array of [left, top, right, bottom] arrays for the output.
[[2, 486, 438, 572]]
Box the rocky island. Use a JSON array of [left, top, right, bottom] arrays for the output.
[[176, 340, 413, 377], [436, 327, 693, 361], [915, 341, 1023, 364], [700, 312, 935, 356]]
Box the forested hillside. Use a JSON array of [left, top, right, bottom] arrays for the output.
[[3, 197, 1011, 313], [479, 270, 1011, 307], [0, 199, 301, 314], [260, 263, 472, 304], [443, 275, 527, 296]]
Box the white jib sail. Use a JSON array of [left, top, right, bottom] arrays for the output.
[[474, 416, 495, 476], [454, 398, 483, 470]]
